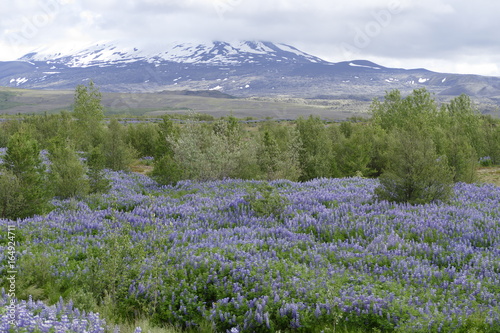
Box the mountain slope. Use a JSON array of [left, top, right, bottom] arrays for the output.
[[1, 40, 500, 115], [18, 41, 328, 67]]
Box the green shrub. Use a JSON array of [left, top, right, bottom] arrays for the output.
[[151, 155, 184, 185], [244, 183, 289, 219], [296, 115, 334, 181], [375, 129, 454, 205], [335, 125, 375, 177], [4, 130, 52, 218], [48, 138, 90, 199], [104, 118, 137, 171], [126, 122, 160, 158], [72, 81, 106, 150], [257, 130, 301, 181], [86, 144, 111, 194], [0, 169, 24, 219]]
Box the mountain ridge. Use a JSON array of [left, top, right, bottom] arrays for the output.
[[1, 40, 500, 116], [18, 40, 329, 67]]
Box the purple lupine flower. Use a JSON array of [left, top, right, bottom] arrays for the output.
[[1, 172, 499, 331]]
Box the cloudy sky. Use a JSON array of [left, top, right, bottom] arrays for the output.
[[1, 0, 499, 76]]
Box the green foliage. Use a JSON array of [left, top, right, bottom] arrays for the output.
[[78, 232, 136, 302], [0, 90, 23, 110], [244, 182, 290, 219], [257, 129, 301, 181], [435, 94, 483, 182], [296, 115, 334, 181], [103, 119, 137, 171], [48, 137, 90, 199], [72, 81, 106, 150], [233, 138, 261, 180], [481, 117, 500, 165], [155, 116, 179, 159], [335, 125, 376, 177], [212, 114, 242, 142], [151, 155, 184, 185], [443, 94, 483, 152], [370, 89, 485, 201], [1, 85, 497, 216], [151, 116, 184, 185], [371, 88, 438, 132], [440, 131, 477, 183], [0, 119, 23, 147], [364, 124, 390, 177], [4, 128, 42, 177], [15, 250, 58, 301], [86, 144, 111, 193], [375, 129, 454, 205], [22, 112, 74, 149], [167, 119, 248, 181], [257, 131, 280, 178], [125, 122, 160, 158], [145, 95, 494, 185], [0, 82, 118, 217], [73, 81, 105, 124], [0, 169, 24, 219], [339, 121, 354, 138], [3, 129, 52, 218]]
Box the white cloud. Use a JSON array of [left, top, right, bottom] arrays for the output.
[[0, 0, 499, 76]]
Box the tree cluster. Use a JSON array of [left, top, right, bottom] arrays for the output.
[[0, 82, 136, 219], [1, 86, 499, 218], [148, 89, 499, 205]]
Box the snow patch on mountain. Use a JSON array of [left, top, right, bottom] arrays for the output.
[[10, 77, 28, 86], [349, 62, 381, 70], [18, 40, 330, 68]]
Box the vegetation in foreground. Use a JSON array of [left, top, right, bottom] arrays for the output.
[[1, 171, 500, 332]]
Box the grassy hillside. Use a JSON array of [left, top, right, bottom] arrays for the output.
[[0, 86, 74, 114], [0, 86, 370, 119]]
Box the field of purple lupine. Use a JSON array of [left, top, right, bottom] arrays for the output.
[[1, 171, 500, 332]]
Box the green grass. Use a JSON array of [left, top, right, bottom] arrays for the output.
[[0, 91, 25, 110], [106, 319, 212, 333], [0, 86, 369, 119], [109, 319, 380, 333]]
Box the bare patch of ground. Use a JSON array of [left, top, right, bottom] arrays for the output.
[[130, 161, 154, 175], [476, 167, 500, 187]]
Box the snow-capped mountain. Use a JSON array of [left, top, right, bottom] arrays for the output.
[[1, 40, 500, 113], [19, 41, 328, 67]]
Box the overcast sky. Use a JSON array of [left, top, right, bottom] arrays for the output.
[[1, 0, 499, 76]]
